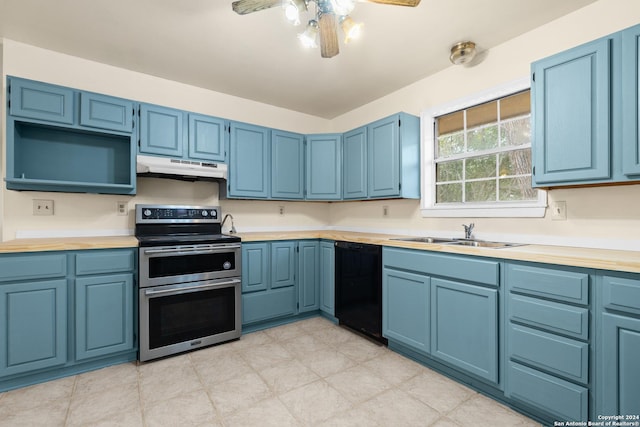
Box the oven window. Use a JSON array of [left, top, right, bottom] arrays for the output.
[[148, 286, 236, 349], [148, 252, 235, 278]]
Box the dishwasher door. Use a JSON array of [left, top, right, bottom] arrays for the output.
[[334, 241, 385, 344]]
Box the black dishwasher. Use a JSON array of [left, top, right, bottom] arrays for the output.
[[334, 241, 386, 344]]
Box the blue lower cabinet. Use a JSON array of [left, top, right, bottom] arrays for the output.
[[319, 241, 335, 316], [298, 241, 319, 313], [242, 287, 296, 324], [241, 242, 269, 293], [382, 268, 430, 354], [430, 278, 498, 383], [0, 279, 67, 377], [271, 241, 296, 289], [75, 274, 134, 360]]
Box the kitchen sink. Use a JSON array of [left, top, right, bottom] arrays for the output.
[[391, 236, 524, 249]]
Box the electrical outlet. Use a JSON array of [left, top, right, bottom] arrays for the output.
[[278, 206, 285, 216], [33, 199, 54, 216], [117, 201, 128, 216], [383, 205, 389, 217], [551, 201, 567, 221]]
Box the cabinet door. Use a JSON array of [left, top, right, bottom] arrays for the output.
[[80, 92, 134, 133], [368, 115, 400, 197], [383, 269, 430, 354], [531, 37, 611, 185], [188, 113, 226, 162], [9, 77, 74, 124], [343, 126, 368, 199], [622, 24, 640, 176], [271, 241, 296, 289], [298, 241, 320, 313], [600, 313, 640, 416], [271, 130, 304, 199], [431, 278, 498, 383], [0, 280, 67, 377], [229, 122, 270, 198], [139, 104, 184, 157], [306, 134, 342, 200], [241, 243, 269, 293], [319, 241, 335, 315], [75, 274, 134, 360]]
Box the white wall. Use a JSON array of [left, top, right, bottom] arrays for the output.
[[2, 0, 640, 249], [327, 0, 640, 250], [0, 40, 331, 240]]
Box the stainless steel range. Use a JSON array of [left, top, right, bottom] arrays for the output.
[[135, 204, 242, 362]]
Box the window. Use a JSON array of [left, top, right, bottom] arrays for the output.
[[421, 78, 546, 218]]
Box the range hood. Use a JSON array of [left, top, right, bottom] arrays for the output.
[[136, 155, 227, 181]]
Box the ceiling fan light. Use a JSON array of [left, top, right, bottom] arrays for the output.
[[330, 0, 356, 16], [341, 16, 363, 43], [284, 0, 307, 25], [449, 41, 477, 65], [298, 20, 319, 48]]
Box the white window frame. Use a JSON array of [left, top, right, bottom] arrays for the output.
[[421, 77, 547, 218]]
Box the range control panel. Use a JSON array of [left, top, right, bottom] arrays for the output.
[[135, 205, 220, 224]]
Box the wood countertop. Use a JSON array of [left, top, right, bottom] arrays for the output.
[[0, 231, 637, 274], [237, 231, 640, 274]]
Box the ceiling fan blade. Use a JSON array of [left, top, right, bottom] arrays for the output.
[[319, 13, 339, 58], [232, 0, 281, 15], [366, 0, 421, 6]]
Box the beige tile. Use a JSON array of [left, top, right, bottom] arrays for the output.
[[312, 325, 359, 346], [279, 380, 352, 425], [144, 389, 219, 427], [263, 322, 306, 342], [137, 352, 191, 378], [337, 337, 387, 362], [189, 341, 238, 365], [400, 370, 476, 414], [296, 348, 356, 378], [448, 394, 542, 427], [315, 406, 381, 427], [0, 399, 69, 427], [67, 381, 142, 427], [227, 330, 273, 351], [356, 388, 441, 427], [431, 417, 464, 427], [192, 350, 254, 386], [223, 397, 300, 427], [363, 351, 423, 386], [74, 362, 138, 396], [325, 365, 391, 404], [0, 375, 75, 415], [281, 333, 329, 358], [207, 371, 271, 416], [258, 359, 320, 394], [296, 316, 336, 332], [238, 342, 294, 371], [139, 362, 204, 406]]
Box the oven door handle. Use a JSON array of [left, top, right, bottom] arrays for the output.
[[144, 278, 241, 296], [143, 244, 240, 256]]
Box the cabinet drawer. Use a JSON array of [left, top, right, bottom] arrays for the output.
[[507, 362, 588, 422], [506, 263, 589, 305], [9, 77, 74, 124], [508, 324, 589, 384], [602, 275, 640, 315], [384, 247, 499, 287], [75, 250, 135, 276], [242, 287, 296, 325], [0, 253, 67, 283], [508, 294, 589, 340]]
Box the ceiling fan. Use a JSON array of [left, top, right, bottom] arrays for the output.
[[231, 0, 421, 58]]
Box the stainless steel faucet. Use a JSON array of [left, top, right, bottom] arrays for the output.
[[221, 214, 237, 234], [462, 223, 475, 240]]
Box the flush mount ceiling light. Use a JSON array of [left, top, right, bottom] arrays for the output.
[[449, 41, 477, 65], [232, 0, 422, 58]]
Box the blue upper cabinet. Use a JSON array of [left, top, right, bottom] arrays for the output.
[[9, 77, 74, 124], [139, 104, 185, 157], [532, 37, 611, 185], [343, 126, 368, 200], [368, 115, 401, 198], [228, 121, 270, 198], [271, 130, 305, 200], [80, 92, 134, 133], [306, 133, 342, 200], [188, 113, 226, 162], [622, 24, 640, 176]]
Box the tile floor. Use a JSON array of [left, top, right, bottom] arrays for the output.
[[0, 317, 540, 426]]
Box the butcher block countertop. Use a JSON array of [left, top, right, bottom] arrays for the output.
[[0, 231, 637, 274]]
